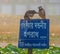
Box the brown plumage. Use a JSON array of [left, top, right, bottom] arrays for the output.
[[38, 6, 46, 19], [24, 10, 37, 20]]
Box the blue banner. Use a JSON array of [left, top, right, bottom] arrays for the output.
[[18, 19, 49, 48]]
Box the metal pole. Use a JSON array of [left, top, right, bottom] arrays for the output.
[[25, 1, 32, 54], [25, 14, 32, 54], [28, 48, 32, 54]]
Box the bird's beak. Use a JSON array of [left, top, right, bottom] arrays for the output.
[[36, 12, 39, 14]]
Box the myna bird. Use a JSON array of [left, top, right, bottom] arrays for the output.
[[24, 10, 37, 20], [38, 6, 46, 19]]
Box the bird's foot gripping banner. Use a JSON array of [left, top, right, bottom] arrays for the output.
[[18, 19, 49, 49]]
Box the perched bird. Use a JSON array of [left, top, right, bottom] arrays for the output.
[[38, 6, 46, 19], [24, 10, 37, 20]]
